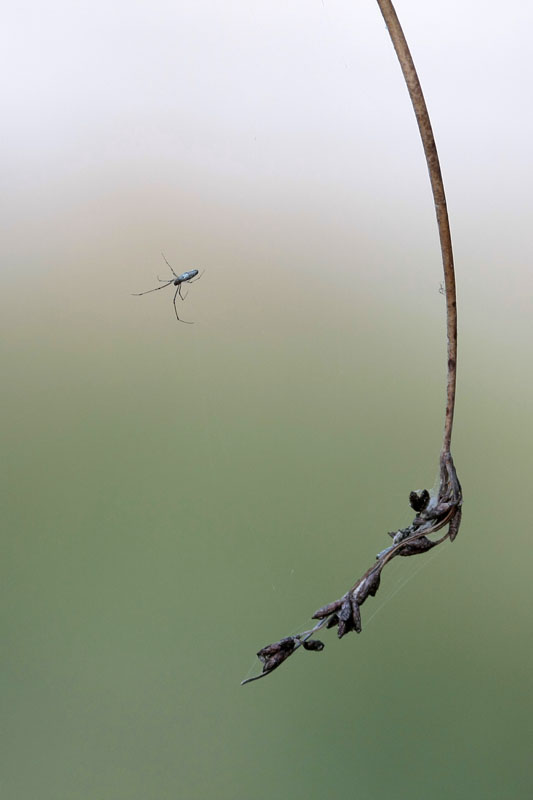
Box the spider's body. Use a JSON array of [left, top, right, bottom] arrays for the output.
[[133, 256, 202, 323]]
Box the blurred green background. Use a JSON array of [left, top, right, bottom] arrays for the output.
[[2, 2, 531, 798]]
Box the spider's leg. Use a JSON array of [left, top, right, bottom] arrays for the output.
[[161, 252, 179, 279], [173, 287, 193, 324], [132, 280, 173, 296]]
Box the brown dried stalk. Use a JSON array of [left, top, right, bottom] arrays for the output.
[[242, 0, 462, 686]]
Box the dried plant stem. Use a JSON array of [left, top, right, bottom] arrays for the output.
[[242, 0, 462, 686], [376, 0, 458, 454]]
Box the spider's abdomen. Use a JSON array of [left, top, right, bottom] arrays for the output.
[[175, 269, 199, 285]]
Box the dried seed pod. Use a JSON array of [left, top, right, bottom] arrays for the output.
[[355, 570, 381, 605], [432, 499, 453, 518], [302, 639, 325, 652], [397, 536, 435, 556], [350, 594, 362, 633], [263, 650, 291, 672], [257, 637, 295, 663], [448, 506, 462, 542], [312, 598, 343, 619], [409, 488, 430, 512], [367, 570, 381, 597], [337, 596, 354, 638], [338, 596, 352, 623]]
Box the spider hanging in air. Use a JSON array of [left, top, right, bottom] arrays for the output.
[[133, 254, 203, 323]]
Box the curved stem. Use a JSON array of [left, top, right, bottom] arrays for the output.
[[376, 0, 457, 455], [242, 1, 463, 687]]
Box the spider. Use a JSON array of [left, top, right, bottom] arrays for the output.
[[133, 254, 203, 323]]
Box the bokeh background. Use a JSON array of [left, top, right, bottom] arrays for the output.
[[2, 1, 532, 798]]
